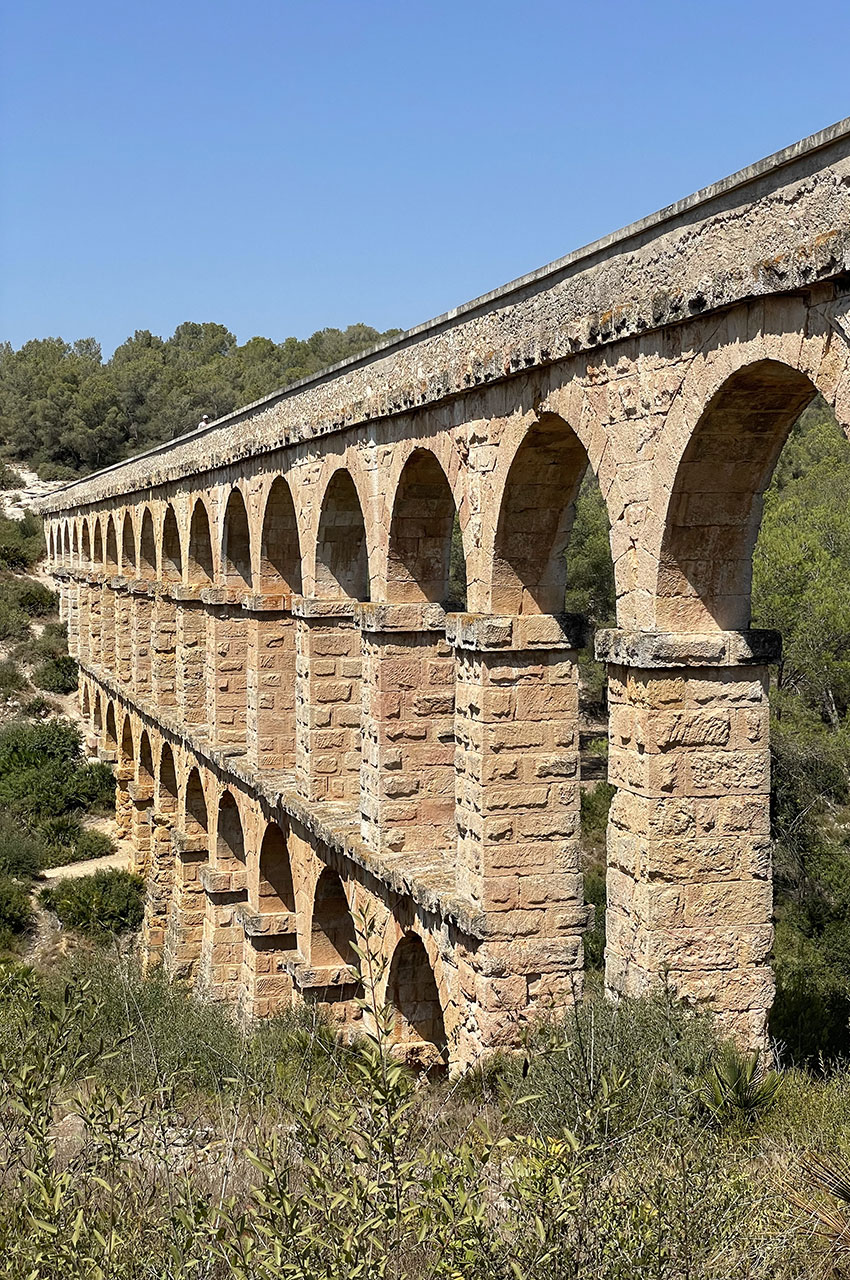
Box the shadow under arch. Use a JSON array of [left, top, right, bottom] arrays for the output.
[[121, 512, 136, 574], [216, 791, 245, 871], [387, 448, 465, 608], [158, 743, 179, 816], [657, 359, 817, 632], [93, 520, 104, 567], [260, 476, 302, 595], [81, 522, 91, 566], [120, 716, 134, 767], [105, 701, 118, 748], [138, 730, 154, 786], [221, 489, 252, 590], [386, 933, 448, 1067], [310, 866, 356, 967], [258, 821, 295, 913], [188, 500, 214, 584], [185, 767, 208, 837], [139, 509, 156, 579], [315, 469, 369, 601], [161, 508, 182, 583], [105, 516, 118, 570], [493, 412, 592, 616]]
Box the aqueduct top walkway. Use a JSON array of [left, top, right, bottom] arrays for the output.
[[41, 119, 850, 1067]]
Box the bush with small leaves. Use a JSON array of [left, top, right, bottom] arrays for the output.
[[32, 655, 78, 695], [0, 659, 27, 696], [40, 869, 144, 937], [0, 874, 34, 948]]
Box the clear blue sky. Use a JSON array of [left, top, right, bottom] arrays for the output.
[[2, 0, 849, 356]]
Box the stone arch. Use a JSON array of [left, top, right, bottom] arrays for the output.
[[105, 515, 119, 570], [81, 683, 91, 720], [121, 511, 136, 574], [93, 691, 103, 735], [185, 767, 208, 837], [161, 507, 182, 583], [657, 359, 817, 631], [92, 519, 104, 567], [158, 743, 179, 816], [62, 524, 70, 564], [216, 790, 246, 870], [81, 521, 91, 566], [138, 729, 154, 786], [315, 469, 369, 600], [258, 821, 295, 913], [188, 499, 214, 583], [310, 866, 356, 967], [105, 700, 118, 748], [139, 508, 156, 578], [387, 933, 448, 1064], [72, 523, 80, 566], [259, 476, 301, 595], [387, 448, 465, 607], [120, 715, 134, 766], [221, 488, 252, 590], [492, 413, 590, 615]]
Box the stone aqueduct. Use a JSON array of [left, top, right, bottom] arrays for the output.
[[40, 120, 850, 1068]]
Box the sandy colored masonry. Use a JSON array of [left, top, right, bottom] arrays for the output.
[[41, 119, 850, 1068]]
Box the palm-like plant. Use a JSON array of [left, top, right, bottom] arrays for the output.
[[789, 1153, 850, 1265], [700, 1044, 782, 1123]]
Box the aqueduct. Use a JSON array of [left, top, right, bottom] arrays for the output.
[[41, 120, 850, 1068]]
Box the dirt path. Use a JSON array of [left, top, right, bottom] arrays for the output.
[[41, 844, 131, 880]]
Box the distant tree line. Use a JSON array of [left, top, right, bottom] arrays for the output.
[[0, 322, 401, 478]]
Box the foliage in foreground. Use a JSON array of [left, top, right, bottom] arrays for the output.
[[0, 949, 844, 1279]]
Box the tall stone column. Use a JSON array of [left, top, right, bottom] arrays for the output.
[[357, 602, 455, 855], [197, 865, 248, 1003], [128, 778, 154, 878], [141, 810, 174, 971], [245, 603, 297, 773], [447, 613, 590, 1057], [294, 599, 361, 804], [77, 579, 91, 665], [66, 578, 81, 660], [114, 588, 133, 685], [88, 575, 103, 667], [207, 599, 248, 751], [114, 763, 133, 841], [151, 594, 178, 709], [100, 583, 116, 674], [163, 829, 209, 982], [175, 592, 208, 730], [596, 629, 779, 1047], [131, 588, 154, 699]]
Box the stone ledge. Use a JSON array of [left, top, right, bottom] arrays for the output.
[[199, 866, 247, 896], [355, 601, 446, 633], [446, 612, 586, 652], [595, 628, 782, 668], [234, 904, 297, 938], [292, 596, 356, 621], [171, 828, 208, 857]]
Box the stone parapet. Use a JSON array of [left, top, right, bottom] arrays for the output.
[[595, 628, 782, 669], [447, 612, 586, 652]]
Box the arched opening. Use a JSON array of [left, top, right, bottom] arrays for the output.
[[158, 744, 179, 816], [221, 489, 252, 590], [93, 693, 103, 735], [161, 508, 182, 583], [260, 476, 301, 595], [105, 702, 117, 747], [216, 792, 245, 871], [387, 934, 448, 1065], [310, 867, 356, 967], [81, 522, 91, 566], [81, 684, 91, 719], [72, 524, 80, 565], [139, 509, 157, 578], [120, 717, 134, 767], [105, 517, 118, 570], [121, 512, 136, 574], [185, 768, 208, 837], [92, 520, 104, 567], [258, 822, 295, 912], [188, 500, 214, 583], [138, 730, 154, 786], [62, 525, 70, 563], [657, 359, 816, 632], [315, 469, 369, 600], [493, 414, 590, 615], [387, 449, 465, 607]]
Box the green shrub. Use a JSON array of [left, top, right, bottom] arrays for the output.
[[0, 813, 46, 879], [581, 780, 614, 842], [32, 655, 78, 695], [0, 659, 27, 696], [0, 465, 25, 491], [22, 694, 60, 719], [40, 869, 144, 937], [0, 600, 31, 642], [0, 874, 34, 948], [14, 621, 68, 664], [0, 514, 44, 571], [4, 579, 57, 617], [74, 829, 114, 861]]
